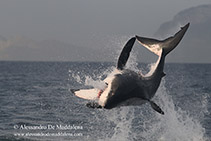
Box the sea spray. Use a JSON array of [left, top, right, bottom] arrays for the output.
[[100, 107, 135, 141], [140, 80, 207, 141]]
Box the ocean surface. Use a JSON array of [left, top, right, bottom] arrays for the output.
[[0, 61, 210, 141]]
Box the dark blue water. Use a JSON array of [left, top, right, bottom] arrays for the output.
[[0, 61, 210, 141]]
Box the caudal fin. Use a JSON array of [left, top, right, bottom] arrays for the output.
[[136, 23, 190, 56]]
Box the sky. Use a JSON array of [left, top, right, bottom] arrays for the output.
[[0, 0, 210, 63]]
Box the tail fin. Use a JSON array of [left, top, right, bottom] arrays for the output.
[[136, 23, 190, 56]]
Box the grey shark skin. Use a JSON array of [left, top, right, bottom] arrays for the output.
[[74, 23, 190, 115]]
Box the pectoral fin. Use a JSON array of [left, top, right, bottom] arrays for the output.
[[149, 100, 164, 115], [117, 37, 136, 70], [71, 88, 100, 100]]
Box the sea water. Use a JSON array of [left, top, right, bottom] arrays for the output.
[[0, 61, 210, 141]]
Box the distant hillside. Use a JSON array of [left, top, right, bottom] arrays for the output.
[[155, 5, 211, 38], [155, 4, 211, 63]]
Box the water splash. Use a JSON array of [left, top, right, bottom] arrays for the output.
[[139, 80, 207, 141], [68, 69, 84, 85], [69, 67, 208, 141], [100, 107, 135, 141], [84, 76, 106, 90], [69, 66, 114, 89], [99, 79, 208, 141]]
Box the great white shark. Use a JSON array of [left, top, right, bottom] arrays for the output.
[[71, 23, 190, 115]]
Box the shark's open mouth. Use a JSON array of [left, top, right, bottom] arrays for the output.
[[97, 89, 104, 98], [97, 84, 108, 98]]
